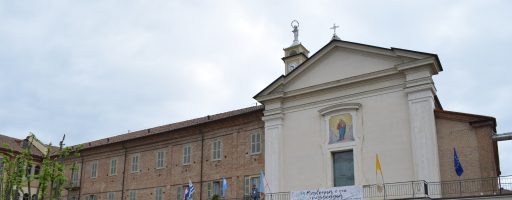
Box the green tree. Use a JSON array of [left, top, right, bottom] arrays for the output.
[[0, 134, 80, 200]]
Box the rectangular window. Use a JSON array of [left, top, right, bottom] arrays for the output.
[[251, 133, 262, 154], [244, 176, 260, 195], [155, 187, 163, 200], [91, 161, 98, 178], [213, 181, 221, 196], [71, 165, 80, 186], [110, 158, 117, 176], [129, 191, 136, 200], [333, 151, 354, 187], [212, 139, 221, 160], [183, 144, 191, 165], [0, 157, 4, 175], [176, 186, 183, 200], [156, 150, 166, 169], [107, 192, 115, 200], [87, 195, 97, 200], [207, 182, 212, 198], [131, 154, 139, 173]]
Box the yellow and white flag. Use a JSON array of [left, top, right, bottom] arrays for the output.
[[376, 154, 385, 193]]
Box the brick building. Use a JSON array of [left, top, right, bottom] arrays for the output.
[[61, 106, 264, 200]]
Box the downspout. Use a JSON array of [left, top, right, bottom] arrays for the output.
[[78, 157, 84, 199], [121, 143, 128, 200], [200, 129, 205, 200]]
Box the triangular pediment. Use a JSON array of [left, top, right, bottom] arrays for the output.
[[254, 40, 441, 101]]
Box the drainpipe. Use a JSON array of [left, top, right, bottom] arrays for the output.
[[121, 143, 127, 200], [78, 157, 84, 199], [200, 129, 205, 200]]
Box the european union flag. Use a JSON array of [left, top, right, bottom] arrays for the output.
[[454, 148, 464, 177]]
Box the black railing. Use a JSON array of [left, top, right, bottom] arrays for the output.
[[264, 175, 512, 200]]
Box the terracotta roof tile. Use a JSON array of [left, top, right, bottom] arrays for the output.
[[80, 105, 264, 150]]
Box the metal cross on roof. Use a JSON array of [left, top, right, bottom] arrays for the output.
[[330, 23, 341, 40]]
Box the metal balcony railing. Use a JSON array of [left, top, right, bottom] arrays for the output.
[[264, 175, 512, 200]]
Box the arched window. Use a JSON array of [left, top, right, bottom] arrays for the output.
[[32, 194, 37, 200], [23, 193, 29, 200]]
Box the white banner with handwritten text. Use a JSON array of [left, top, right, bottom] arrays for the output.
[[291, 185, 362, 200]]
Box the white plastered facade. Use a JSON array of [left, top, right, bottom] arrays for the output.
[[255, 40, 443, 193]]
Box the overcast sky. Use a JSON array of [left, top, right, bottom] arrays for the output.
[[1, 0, 511, 176]]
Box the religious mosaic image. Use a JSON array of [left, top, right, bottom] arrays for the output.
[[328, 113, 354, 144]]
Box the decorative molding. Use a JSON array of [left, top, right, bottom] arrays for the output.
[[319, 103, 361, 116]]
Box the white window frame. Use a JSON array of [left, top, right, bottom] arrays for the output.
[[244, 176, 261, 195], [156, 150, 166, 169], [107, 192, 115, 200], [207, 182, 212, 198], [176, 186, 183, 200], [131, 154, 140, 173], [183, 144, 191, 165], [90, 161, 98, 178], [110, 158, 117, 176], [129, 190, 136, 200], [155, 187, 163, 200], [71, 164, 80, 186], [212, 139, 222, 161], [250, 132, 262, 154]]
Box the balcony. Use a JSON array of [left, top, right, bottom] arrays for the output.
[[265, 175, 512, 200], [64, 182, 80, 191]]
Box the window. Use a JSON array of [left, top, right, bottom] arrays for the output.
[[244, 176, 260, 195], [207, 182, 212, 198], [69, 196, 76, 200], [23, 193, 29, 200], [87, 195, 97, 200], [183, 144, 191, 165], [0, 157, 4, 174], [26, 165, 32, 176], [71, 164, 80, 186], [156, 150, 166, 169], [34, 165, 41, 176], [212, 139, 221, 160], [131, 154, 139, 173], [250, 133, 262, 154], [155, 187, 163, 200], [176, 186, 183, 200], [91, 161, 98, 178], [110, 158, 117, 176], [213, 181, 221, 196], [31, 194, 37, 200], [107, 192, 115, 200], [333, 151, 354, 187], [129, 191, 136, 200]]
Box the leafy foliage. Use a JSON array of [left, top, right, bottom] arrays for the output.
[[0, 134, 80, 200]]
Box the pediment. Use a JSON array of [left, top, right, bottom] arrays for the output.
[[254, 40, 441, 101], [284, 45, 405, 91]]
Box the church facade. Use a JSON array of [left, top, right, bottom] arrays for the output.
[[1, 24, 509, 200]]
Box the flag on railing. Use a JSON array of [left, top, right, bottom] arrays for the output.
[[259, 171, 265, 193], [222, 176, 228, 197], [453, 148, 464, 177], [376, 154, 385, 193], [187, 179, 195, 200]]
